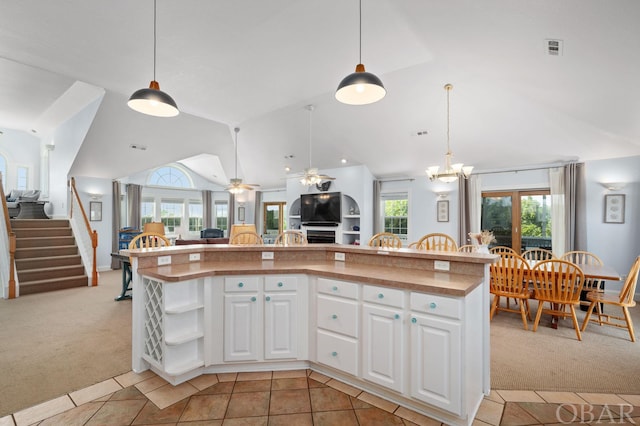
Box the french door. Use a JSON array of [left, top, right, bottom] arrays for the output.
[[481, 190, 552, 254]]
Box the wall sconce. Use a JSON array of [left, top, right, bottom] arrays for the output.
[[88, 192, 103, 200], [599, 182, 626, 191], [434, 191, 450, 199]]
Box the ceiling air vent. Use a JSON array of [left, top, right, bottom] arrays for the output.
[[545, 39, 563, 56], [130, 144, 147, 151]]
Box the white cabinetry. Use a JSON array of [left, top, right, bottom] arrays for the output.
[[361, 285, 405, 393], [223, 275, 302, 363], [409, 292, 462, 415], [142, 277, 205, 376]]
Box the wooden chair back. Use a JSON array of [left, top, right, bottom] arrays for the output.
[[458, 244, 477, 253], [407, 241, 419, 249], [522, 248, 555, 262], [128, 232, 171, 250], [274, 230, 307, 246], [143, 222, 165, 235], [368, 232, 402, 248], [230, 231, 264, 245], [229, 224, 257, 242], [416, 233, 458, 252], [618, 256, 640, 306], [490, 246, 517, 255], [489, 253, 532, 329], [561, 250, 604, 296], [531, 259, 585, 340]]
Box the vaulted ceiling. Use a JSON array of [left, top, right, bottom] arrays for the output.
[[1, 0, 639, 189]]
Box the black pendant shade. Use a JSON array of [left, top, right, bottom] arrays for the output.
[[335, 63, 386, 105], [128, 80, 179, 117]]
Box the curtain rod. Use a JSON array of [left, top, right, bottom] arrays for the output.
[[471, 162, 572, 176], [378, 177, 415, 183]]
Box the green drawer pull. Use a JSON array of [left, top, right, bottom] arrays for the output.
[[238, 282, 244, 288], [277, 282, 284, 287], [266, 296, 271, 301], [378, 293, 384, 299], [331, 351, 338, 357], [332, 314, 338, 319], [394, 314, 400, 320], [429, 302, 437, 309], [251, 296, 256, 302], [332, 286, 338, 291], [411, 317, 417, 324]]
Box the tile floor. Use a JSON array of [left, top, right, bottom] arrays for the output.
[[1, 369, 639, 426]]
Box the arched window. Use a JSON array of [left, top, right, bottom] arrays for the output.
[[147, 165, 193, 188]]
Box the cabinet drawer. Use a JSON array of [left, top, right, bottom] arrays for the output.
[[224, 276, 260, 292], [317, 330, 358, 376], [317, 278, 359, 299], [362, 285, 405, 308], [264, 276, 297, 292], [410, 292, 461, 320], [317, 295, 359, 338]]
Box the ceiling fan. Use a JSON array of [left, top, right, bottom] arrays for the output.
[[226, 127, 260, 194], [297, 105, 335, 186]]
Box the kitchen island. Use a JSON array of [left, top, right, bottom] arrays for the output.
[[124, 243, 496, 426]]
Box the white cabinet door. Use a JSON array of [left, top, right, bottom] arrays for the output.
[[362, 304, 404, 393], [264, 292, 298, 360], [224, 294, 261, 362], [410, 313, 462, 415]]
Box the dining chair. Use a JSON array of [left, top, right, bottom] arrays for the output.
[[531, 259, 586, 340], [581, 256, 640, 342], [230, 231, 264, 245], [522, 248, 555, 262], [368, 232, 402, 248], [407, 241, 419, 249], [416, 233, 458, 251], [561, 250, 604, 309], [458, 244, 478, 253], [490, 246, 517, 255], [489, 253, 533, 329], [274, 230, 307, 246], [128, 232, 171, 250]]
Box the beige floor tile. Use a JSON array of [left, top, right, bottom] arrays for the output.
[[225, 391, 270, 418], [309, 387, 352, 412], [357, 392, 399, 414], [188, 374, 219, 391], [354, 406, 405, 425], [474, 398, 504, 426], [0, 416, 14, 426], [271, 377, 309, 391], [393, 406, 442, 426], [135, 375, 169, 394], [576, 392, 629, 405], [472, 419, 494, 426], [179, 394, 230, 421], [236, 371, 272, 381], [84, 399, 147, 426], [38, 402, 103, 426], [145, 382, 199, 410], [312, 409, 359, 425], [222, 417, 268, 426], [270, 389, 312, 415], [272, 369, 307, 379], [69, 378, 123, 406], [12, 396, 75, 426], [484, 390, 505, 405], [536, 391, 588, 404], [267, 412, 313, 426], [619, 394, 640, 406], [217, 372, 238, 382], [114, 369, 157, 388], [233, 379, 271, 393], [308, 371, 331, 384], [496, 390, 545, 403], [325, 379, 361, 397]]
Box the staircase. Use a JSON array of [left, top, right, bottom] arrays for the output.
[[11, 219, 88, 295]]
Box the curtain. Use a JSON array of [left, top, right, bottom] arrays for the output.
[[549, 167, 565, 256], [458, 179, 469, 246], [254, 191, 262, 232], [459, 175, 482, 246], [202, 190, 213, 229], [110, 180, 121, 269], [565, 163, 587, 251], [372, 180, 381, 233], [126, 183, 142, 230], [228, 193, 235, 227]]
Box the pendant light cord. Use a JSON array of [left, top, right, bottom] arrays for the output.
[[234, 128, 239, 179], [446, 84, 451, 155], [153, 0, 157, 81], [358, 0, 362, 64], [306, 105, 314, 169]]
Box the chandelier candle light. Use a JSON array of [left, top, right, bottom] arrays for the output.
[[426, 84, 473, 183]]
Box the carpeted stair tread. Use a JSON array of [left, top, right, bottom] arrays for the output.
[[15, 254, 83, 270], [14, 245, 78, 259], [18, 275, 88, 295], [9, 219, 69, 228], [16, 236, 76, 248], [17, 265, 86, 282]]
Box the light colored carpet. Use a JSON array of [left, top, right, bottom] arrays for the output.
[[490, 298, 640, 394], [0, 272, 638, 417]]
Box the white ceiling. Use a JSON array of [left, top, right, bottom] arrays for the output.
[[1, 0, 639, 189]]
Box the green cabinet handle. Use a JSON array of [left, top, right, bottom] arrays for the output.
[[394, 314, 400, 319], [331, 351, 338, 357], [429, 302, 437, 309], [378, 293, 384, 299], [265, 296, 271, 301], [251, 296, 256, 302], [411, 317, 417, 324], [277, 282, 284, 287], [238, 282, 244, 288], [332, 314, 338, 319], [332, 286, 338, 291]]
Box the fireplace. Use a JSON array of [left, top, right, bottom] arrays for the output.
[[306, 229, 336, 244]]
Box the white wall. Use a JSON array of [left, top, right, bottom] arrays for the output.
[[0, 128, 41, 192]]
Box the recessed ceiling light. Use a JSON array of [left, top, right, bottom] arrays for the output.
[[285, 166, 291, 172], [341, 158, 348, 164]]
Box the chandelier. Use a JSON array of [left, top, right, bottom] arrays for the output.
[[426, 84, 473, 183]]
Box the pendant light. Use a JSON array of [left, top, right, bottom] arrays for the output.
[[335, 0, 386, 105], [128, 0, 179, 117], [426, 84, 473, 183]]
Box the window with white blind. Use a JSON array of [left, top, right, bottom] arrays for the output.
[[189, 201, 203, 232], [160, 200, 183, 232], [16, 166, 28, 190], [215, 201, 228, 233]]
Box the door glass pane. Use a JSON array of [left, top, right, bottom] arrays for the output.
[[481, 195, 513, 249], [521, 194, 552, 251], [264, 204, 281, 237]]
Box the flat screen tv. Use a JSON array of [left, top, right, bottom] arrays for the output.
[[301, 192, 342, 225]]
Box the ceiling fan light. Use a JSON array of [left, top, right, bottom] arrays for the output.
[[336, 64, 386, 105], [128, 81, 179, 117], [462, 166, 474, 177], [451, 163, 464, 173]]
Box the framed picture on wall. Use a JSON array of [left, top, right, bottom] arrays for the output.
[[90, 201, 102, 221], [437, 200, 449, 222], [604, 194, 625, 223], [238, 206, 246, 222]]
